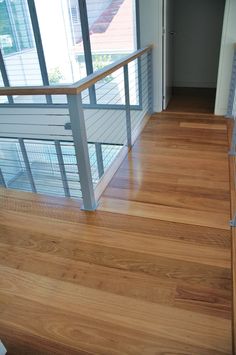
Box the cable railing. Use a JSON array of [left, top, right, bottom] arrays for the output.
[[0, 45, 153, 210]]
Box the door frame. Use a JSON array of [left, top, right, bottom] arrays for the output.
[[162, 0, 174, 110], [162, 0, 166, 110], [160, 0, 227, 114]]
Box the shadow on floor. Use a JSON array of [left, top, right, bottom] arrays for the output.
[[165, 87, 216, 114]]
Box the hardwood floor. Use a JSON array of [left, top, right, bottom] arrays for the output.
[[0, 112, 232, 354], [228, 118, 236, 354], [166, 88, 216, 114]]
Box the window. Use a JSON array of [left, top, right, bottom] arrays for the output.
[[0, 0, 42, 89], [87, 0, 137, 70], [0, 0, 138, 105], [0, 0, 33, 55], [34, 0, 86, 86], [69, 0, 81, 44]]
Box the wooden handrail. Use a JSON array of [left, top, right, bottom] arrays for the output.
[[0, 45, 152, 97]]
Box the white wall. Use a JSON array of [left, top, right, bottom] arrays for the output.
[[215, 0, 236, 115], [139, 0, 236, 115], [173, 0, 225, 88], [139, 0, 163, 112]]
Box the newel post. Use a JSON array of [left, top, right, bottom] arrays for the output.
[[67, 93, 97, 210]]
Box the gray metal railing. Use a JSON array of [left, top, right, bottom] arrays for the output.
[[227, 44, 236, 119], [0, 45, 153, 210]]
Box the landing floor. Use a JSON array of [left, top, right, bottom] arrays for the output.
[[0, 112, 232, 354], [166, 88, 216, 114]]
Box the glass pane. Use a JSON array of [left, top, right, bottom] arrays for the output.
[[35, 0, 86, 85], [95, 68, 125, 105], [128, 58, 139, 105], [0, 138, 31, 191], [0, 0, 43, 86], [60, 142, 82, 198], [24, 140, 65, 196], [87, 0, 137, 71]]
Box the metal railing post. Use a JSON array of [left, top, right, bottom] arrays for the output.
[[18, 138, 37, 193], [227, 47, 236, 118], [0, 168, 6, 188], [54, 140, 70, 197], [229, 117, 236, 156], [148, 49, 153, 114], [95, 143, 104, 179], [67, 93, 97, 210], [230, 214, 236, 227], [123, 64, 132, 147]]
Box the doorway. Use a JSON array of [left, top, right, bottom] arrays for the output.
[[162, 0, 226, 114]]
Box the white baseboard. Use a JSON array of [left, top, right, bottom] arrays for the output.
[[214, 107, 227, 116], [154, 103, 162, 113], [131, 113, 151, 144], [94, 146, 128, 202], [94, 114, 151, 203]]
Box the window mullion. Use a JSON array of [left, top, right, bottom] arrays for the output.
[[135, 0, 142, 107], [27, 0, 52, 104], [135, 0, 141, 50], [78, 0, 96, 104]]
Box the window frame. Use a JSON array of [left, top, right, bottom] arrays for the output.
[[0, 0, 141, 107]]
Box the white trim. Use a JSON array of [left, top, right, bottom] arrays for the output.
[[133, 0, 230, 114], [132, 112, 150, 144], [215, 107, 228, 116], [94, 113, 151, 202], [215, 0, 235, 116], [94, 145, 128, 202], [215, 0, 230, 115], [139, 0, 163, 113]]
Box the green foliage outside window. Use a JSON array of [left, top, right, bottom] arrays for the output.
[[48, 67, 64, 84], [93, 54, 113, 82]]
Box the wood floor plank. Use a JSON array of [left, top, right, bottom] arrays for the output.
[[0, 208, 231, 248], [180, 122, 227, 130], [103, 186, 229, 213], [99, 197, 230, 229], [0, 112, 232, 354], [174, 282, 231, 319], [0, 295, 228, 355], [227, 118, 236, 353], [0, 243, 176, 306], [112, 168, 230, 191], [0, 266, 232, 353], [0, 223, 231, 292], [0, 215, 231, 268]]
